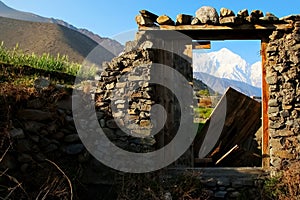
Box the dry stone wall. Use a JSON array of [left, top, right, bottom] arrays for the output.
[[95, 49, 157, 153], [266, 17, 300, 171]]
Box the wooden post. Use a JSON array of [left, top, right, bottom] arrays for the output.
[[261, 39, 270, 169]]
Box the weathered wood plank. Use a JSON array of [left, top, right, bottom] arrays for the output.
[[193, 87, 262, 167], [261, 39, 270, 169], [139, 23, 292, 31]]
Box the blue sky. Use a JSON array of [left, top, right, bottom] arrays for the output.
[[2, 0, 300, 64]]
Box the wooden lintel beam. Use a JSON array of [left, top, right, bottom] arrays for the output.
[[192, 41, 211, 49]]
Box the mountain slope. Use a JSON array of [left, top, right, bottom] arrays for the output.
[[0, 1, 124, 56], [193, 48, 262, 88], [0, 16, 115, 64]]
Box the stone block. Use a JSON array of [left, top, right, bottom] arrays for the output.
[[176, 14, 193, 25], [220, 8, 235, 17], [195, 6, 219, 24], [214, 191, 227, 198], [157, 15, 175, 25], [219, 16, 236, 24]]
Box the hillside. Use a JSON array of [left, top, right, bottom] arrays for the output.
[[0, 1, 124, 56], [0, 16, 115, 64]]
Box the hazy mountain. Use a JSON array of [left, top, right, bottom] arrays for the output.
[[0, 1, 124, 56], [194, 72, 261, 97], [193, 48, 262, 88], [0, 16, 115, 64]]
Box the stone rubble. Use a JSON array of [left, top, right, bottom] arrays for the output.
[[135, 6, 285, 27]]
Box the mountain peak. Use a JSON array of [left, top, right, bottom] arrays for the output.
[[218, 47, 232, 54]]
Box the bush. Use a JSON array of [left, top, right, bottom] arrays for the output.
[[263, 161, 300, 200]]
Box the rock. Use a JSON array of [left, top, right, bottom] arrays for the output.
[[268, 99, 278, 107], [44, 144, 59, 153], [63, 144, 85, 155], [78, 151, 90, 163], [220, 16, 236, 25], [270, 149, 294, 159], [106, 119, 119, 129], [18, 153, 32, 163], [135, 15, 155, 27], [96, 111, 105, 119], [34, 77, 50, 90], [191, 17, 201, 25], [103, 128, 117, 139], [52, 132, 65, 140], [99, 119, 106, 128], [163, 192, 172, 200], [15, 139, 33, 152], [64, 134, 80, 143], [18, 109, 53, 121], [10, 128, 25, 139], [277, 130, 294, 137], [176, 14, 193, 25], [139, 10, 159, 22], [28, 134, 40, 143], [57, 95, 81, 111], [217, 177, 231, 186], [1, 153, 17, 170], [230, 191, 241, 198], [280, 15, 300, 22], [266, 74, 278, 85], [215, 191, 227, 198], [237, 9, 249, 18], [220, 8, 235, 18], [20, 163, 29, 173], [157, 15, 175, 25], [195, 6, 219, 24], [247, 10, 264, 23], [27, 99, 45, 109], [260, 12, 279, 22]]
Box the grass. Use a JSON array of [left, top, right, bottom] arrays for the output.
[[0, 42, 96, 78]]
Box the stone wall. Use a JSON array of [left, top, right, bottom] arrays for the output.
[[266, 17, 300, 171], [95, 49, 156, 152]]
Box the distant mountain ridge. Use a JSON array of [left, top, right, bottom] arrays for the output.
[[0, 1, 124, 56], [0, 16, 115, 64], [194, 72, 261, 97]]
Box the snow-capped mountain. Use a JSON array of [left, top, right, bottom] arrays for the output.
[[193, 48, 262, 96]]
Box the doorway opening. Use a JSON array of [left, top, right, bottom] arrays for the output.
[[192, 40, 263, 167]]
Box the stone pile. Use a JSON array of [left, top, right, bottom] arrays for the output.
[[0, 84, 119, 191], [136, 6, 282, 27], [266, 20, 300, 170]]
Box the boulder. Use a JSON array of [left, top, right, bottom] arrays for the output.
[[246, 10, 264, 23], [176, 14, 193, 25], [259, 12, 279, 22], [191, 17, 201, 25], [139, 10, 158, 22], [135, 15, 155, 27], [237, 9, 249, 18], [195, 6, 219, 24], [157, 15, 175, 25], [220, 8, 235, 18], [220, 16, 236, 25]]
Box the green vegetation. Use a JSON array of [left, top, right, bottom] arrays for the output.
[[0, 42, 96, 78], [194, 107, 213, 120], [261, 161, 300, 200], [196, 89, 210, 97]]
